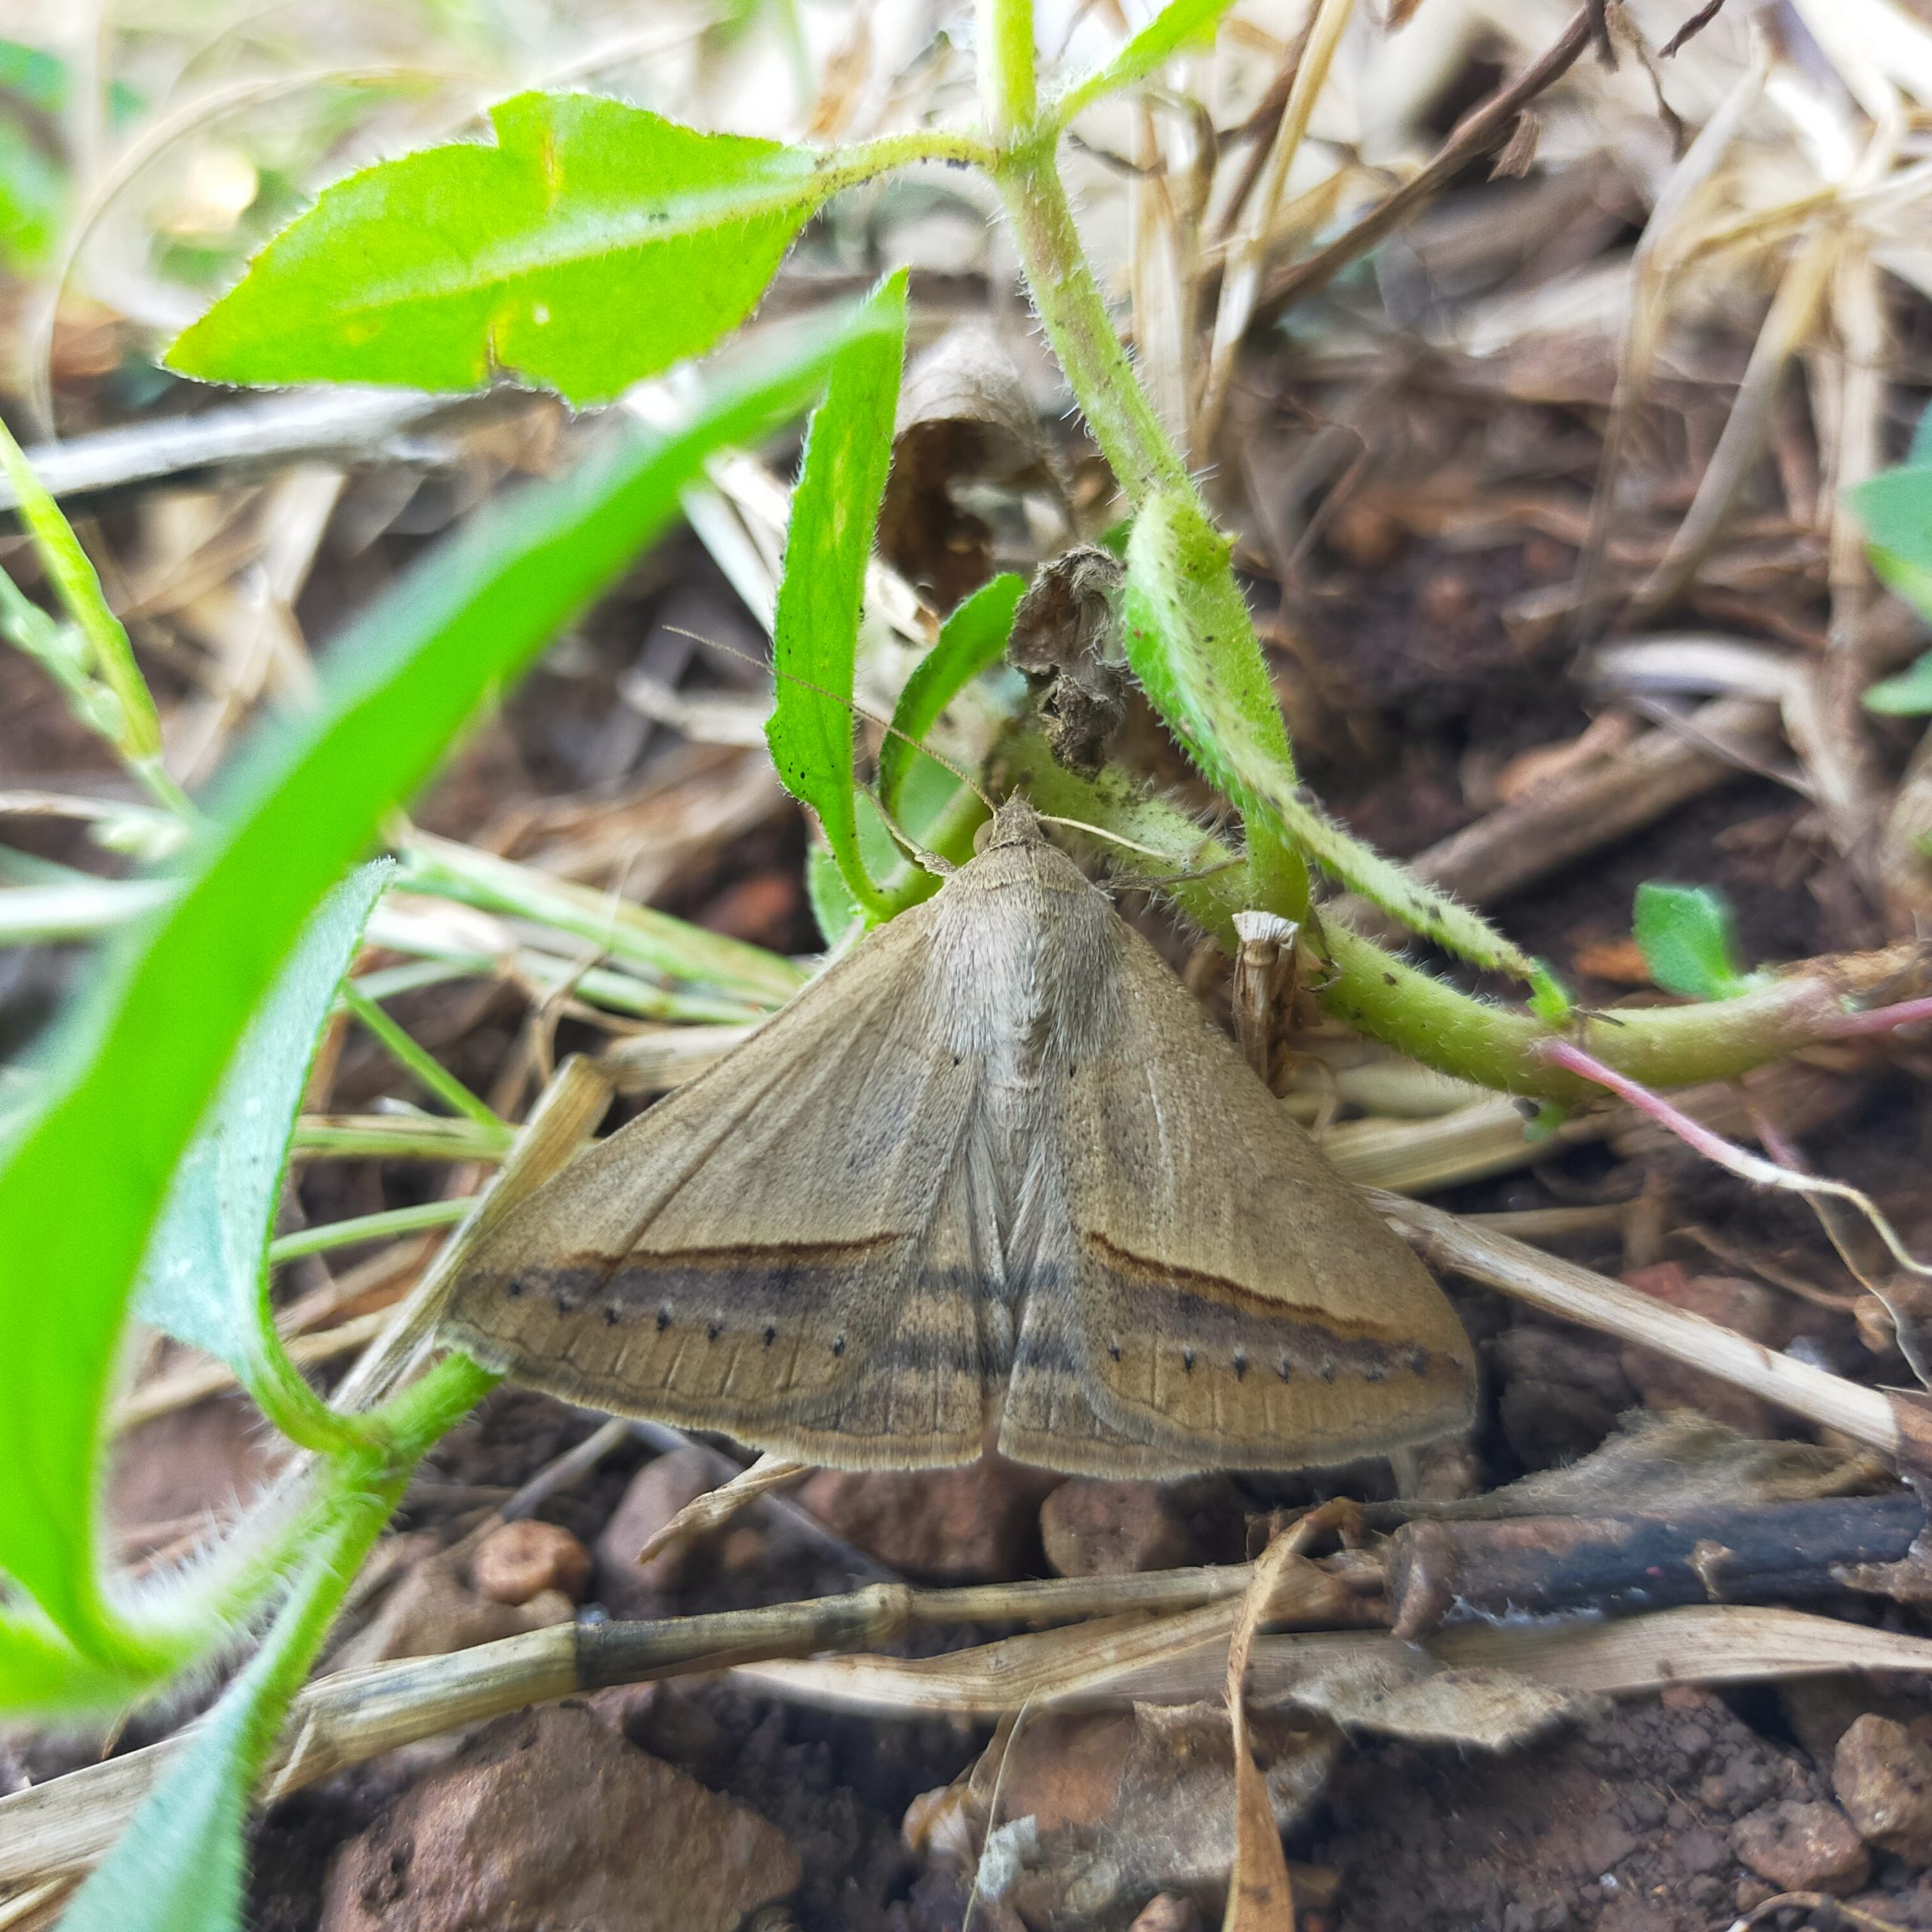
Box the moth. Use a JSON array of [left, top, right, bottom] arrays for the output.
[[443, 799, 1475, 1476]]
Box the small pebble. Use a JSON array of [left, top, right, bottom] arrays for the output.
[[1835, 1713, 1932, 1866], [1731, 1799, 1870, 1895], [471, 1518, 592, 1605]]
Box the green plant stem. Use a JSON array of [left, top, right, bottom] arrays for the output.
[[989, 153, 1193, 509], [987, 127, 1309, 916], [370, 1346, 503, 1459], [340, 983, 506, 1133], [1005, 734, 1924, 1101], [978, 0, 1039, 138]]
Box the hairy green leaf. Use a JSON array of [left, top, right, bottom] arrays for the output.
[[168, 92, 839, 405], [768, 269, 907, 917], [1633, 881, 1753, 1001], [1122, 491, 1562, 1008], [133, 863, 391, 1452], [1864, 650, 1932, 717], [0, 318, 861, 1665], [878, 571, 1023, 820]]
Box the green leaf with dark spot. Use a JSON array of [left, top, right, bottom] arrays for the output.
[[168, 93, 835, 405], [1632, 880, 1755, 1001], [767, 269, 907, 917]]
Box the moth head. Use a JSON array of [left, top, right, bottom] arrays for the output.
[[976, 795, 1045, 854]]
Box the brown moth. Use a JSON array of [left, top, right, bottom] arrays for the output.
[[442, 799, 1475, 1476]]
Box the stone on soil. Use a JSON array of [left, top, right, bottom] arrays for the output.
[[319, 1703, 800, 1932], [798, 1454, 1060, 1581], [1730, 1799, 1870, 1894], [1834, 1714, 1932, 1866], [471, 1518, 592, 1604]]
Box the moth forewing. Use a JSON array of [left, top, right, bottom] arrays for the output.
[[441, 797, 1476, 1477]]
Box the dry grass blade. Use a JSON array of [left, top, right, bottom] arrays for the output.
[[1632, 228, 1839, 614], [1374, 1192, 1903, 1458], [1222, 1535, 1305, 1931], [630, 1452, 810, 1566], [0, 1571, 1257, 1891], [1254, 6, 1596, 325], [1199, 0, 1355, 445]]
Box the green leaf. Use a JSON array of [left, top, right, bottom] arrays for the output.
[[804, 842, 860, 948], [1850, 463, 1932, 626], [133, 863, 391, 1453], [0, 315, 861, 1665], [0, 416, 171, 790], [0, 1606, 152, 1714], [1055, 0, 1241, 124], [0, 112, 62, 269], [878, 572, 1023, 820], [767, 269, 907, 918], [58, 1459, 404, 1932], [1863, 649, 1932, 717], [1632, 881, 1752, 1001], [168, 92, 842, 406], [1122, 490, 1559, 1004]]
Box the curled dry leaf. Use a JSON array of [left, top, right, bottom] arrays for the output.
[[877, 321, 1063, 609]]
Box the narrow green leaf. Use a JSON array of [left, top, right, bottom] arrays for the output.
[[133, 863, 391, 1452], [0, 317, 860, 1663], [1121, 491, 1560, 1003], [168, 92, 840, 405], [1055, 0, 1241, 125], [878, 571, 1023, 820], [0, 1607, 151, 1714], [1632, 881, 1753, 1001], [1863, 649, 1932, 717], [767, 269, 908, 917], [0, 417, 171, 791]]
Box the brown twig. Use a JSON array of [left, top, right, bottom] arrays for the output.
[[1254, 6, 1597, 325]]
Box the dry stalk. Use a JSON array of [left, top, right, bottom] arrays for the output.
[[0, 1569, 1256, 1892], [1374, 1191, 1902, 1458]]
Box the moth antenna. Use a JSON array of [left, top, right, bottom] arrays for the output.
[[858, 780, 954, 878], [659, 624, 998, 816]]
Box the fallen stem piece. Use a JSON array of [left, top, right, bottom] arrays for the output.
[[1254, 5, 1596, 324], [1373, 1190, 1901, 1458], [0, 1567, 1255, 1889]]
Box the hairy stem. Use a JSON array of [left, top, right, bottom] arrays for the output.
[[1003, 734, 1925, 1100]]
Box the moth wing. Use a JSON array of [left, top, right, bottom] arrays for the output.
[[1043, 922, 1475, 1475], [444, 904, 992, 1467]]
